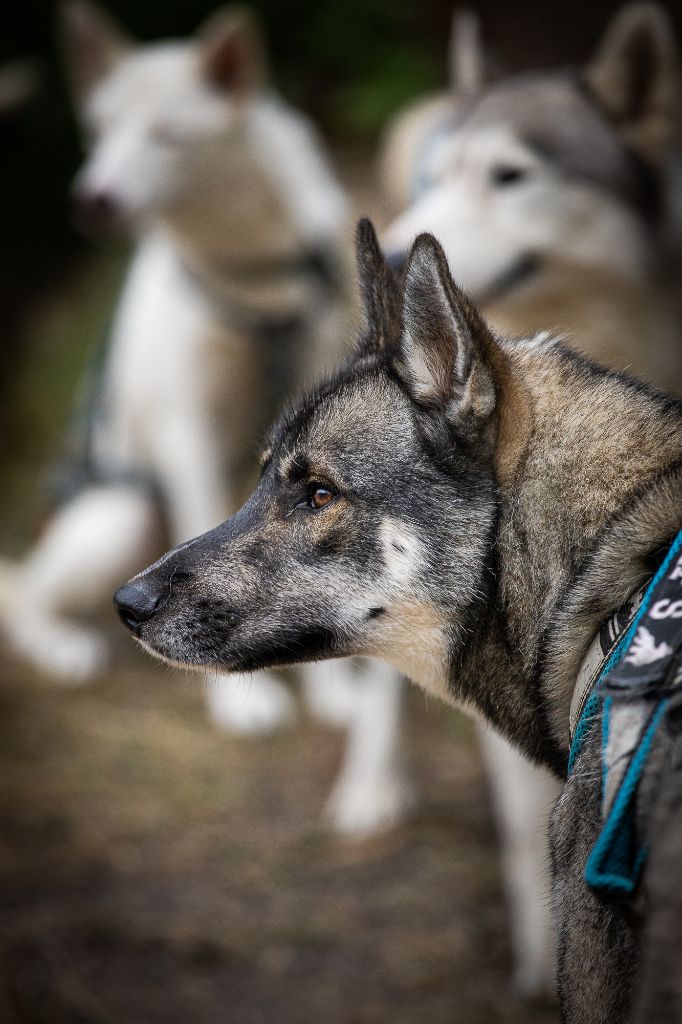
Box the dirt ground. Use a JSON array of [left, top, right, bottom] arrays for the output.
[[0, 651, 559, 1024]]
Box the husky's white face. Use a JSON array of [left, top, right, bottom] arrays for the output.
[[382, 0, 680, 307], [383, 118, 649, 299], [62, 3, 264, 232], [75, 46, 242, 226]]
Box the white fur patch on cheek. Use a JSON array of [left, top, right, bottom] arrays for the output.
[[379, 516, 424, 592]]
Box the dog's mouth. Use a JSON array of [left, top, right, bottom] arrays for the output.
[[477, 253, 541, 305]]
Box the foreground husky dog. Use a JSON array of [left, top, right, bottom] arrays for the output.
[[116, 222, 682, 1022], [378, 2, 682, 993], [0, 4, 416, 833]]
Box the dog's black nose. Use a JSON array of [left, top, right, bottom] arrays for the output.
[[72, 187, 123, 236], [113, 579, 163, 633]]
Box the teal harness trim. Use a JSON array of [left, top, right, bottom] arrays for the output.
[[584, 699, 668, 895], [567, 529, 682, 896]]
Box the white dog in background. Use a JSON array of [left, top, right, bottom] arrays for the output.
[[0, 2, 414, 836]]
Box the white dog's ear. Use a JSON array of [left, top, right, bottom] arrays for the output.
[[449, 9, 486, 96], [585, 3, 680, 160], [59, 0, 131, 100], [354, 218, 403, 358], [394, 234, 495, 431], [198, 7, 266, 94]]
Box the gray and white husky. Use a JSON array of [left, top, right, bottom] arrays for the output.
[[0, 4, 414, 835], [116, 220, 682, 1023], [372, 1, 682, 994]]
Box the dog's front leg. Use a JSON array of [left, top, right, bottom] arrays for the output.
[[317, 660, 414, 837], [477, 726, 560, 998], [0, 485, 160, 683], [150, 417, 234, 544], [550, 729, 637, 1024]]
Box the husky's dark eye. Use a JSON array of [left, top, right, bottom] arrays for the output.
[[490, 165, 527, 187]]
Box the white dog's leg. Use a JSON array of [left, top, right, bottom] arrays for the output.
[[324, 661, 414, 837], [1, 486, 159, 684], [205, 671, 297, 734], [301, 657, 363, 728], [477, 725, 560, 998]]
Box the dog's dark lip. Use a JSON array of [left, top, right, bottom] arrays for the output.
[[477, 253, 541, 305]]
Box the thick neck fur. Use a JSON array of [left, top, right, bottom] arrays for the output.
[[446, 335, 682, 775], [485, 262, 682, 396]]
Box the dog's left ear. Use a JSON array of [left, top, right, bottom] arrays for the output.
[[198, 7, 266, 94], [393, 233, 496, 434], [449, 10, 486, 96], [354, 218, 403, 358], [584, 3, 680, 161]]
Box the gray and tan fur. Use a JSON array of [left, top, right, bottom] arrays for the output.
[[116, 221, 682, 1022]]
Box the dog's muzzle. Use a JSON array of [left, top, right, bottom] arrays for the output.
[[114, 578, 164, 634]]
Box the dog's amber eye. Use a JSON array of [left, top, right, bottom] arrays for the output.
[[310, 487, 334, 510]]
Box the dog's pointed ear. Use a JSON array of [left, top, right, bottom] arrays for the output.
[[198, 7, 266, 94], [449, 10, 486, 96], [393, 233, 496, 431], [584, 3, 680, 161], [354, 218, 403, 358], [59, 0, 132, 101]]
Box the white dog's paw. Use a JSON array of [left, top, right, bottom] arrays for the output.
[[301, 662, 360, 728], [206, 672, 297, 735], [6, 614, 109, 685], [512, 954, 556, 1002], [325, 773, 416, 838]]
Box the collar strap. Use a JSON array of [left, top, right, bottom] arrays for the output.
[[569, 586, 645, 741], [569, 529, 682, 767]]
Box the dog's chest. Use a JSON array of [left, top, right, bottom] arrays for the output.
[[96, 235, 260, 460]]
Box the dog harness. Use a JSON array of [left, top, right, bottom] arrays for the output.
[[568, 530, 682, 897]]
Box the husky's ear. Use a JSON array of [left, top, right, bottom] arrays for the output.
[[585, 3, 680, 160], [198, 7, 266, 94], [449, 10, 486, 96], [59, 0, 132, 101], [394, 233, 496, 432], [354, 218, 403, 358]]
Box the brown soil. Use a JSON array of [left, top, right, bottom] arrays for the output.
[[0, 658, 558, 1024]]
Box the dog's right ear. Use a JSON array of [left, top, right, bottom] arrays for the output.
[[449, 10, 487, 96], [354, 218, 403, 359], [584, 3, 680, 161], [198, 7, 266, 95], [59, 0, 131, 101]]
